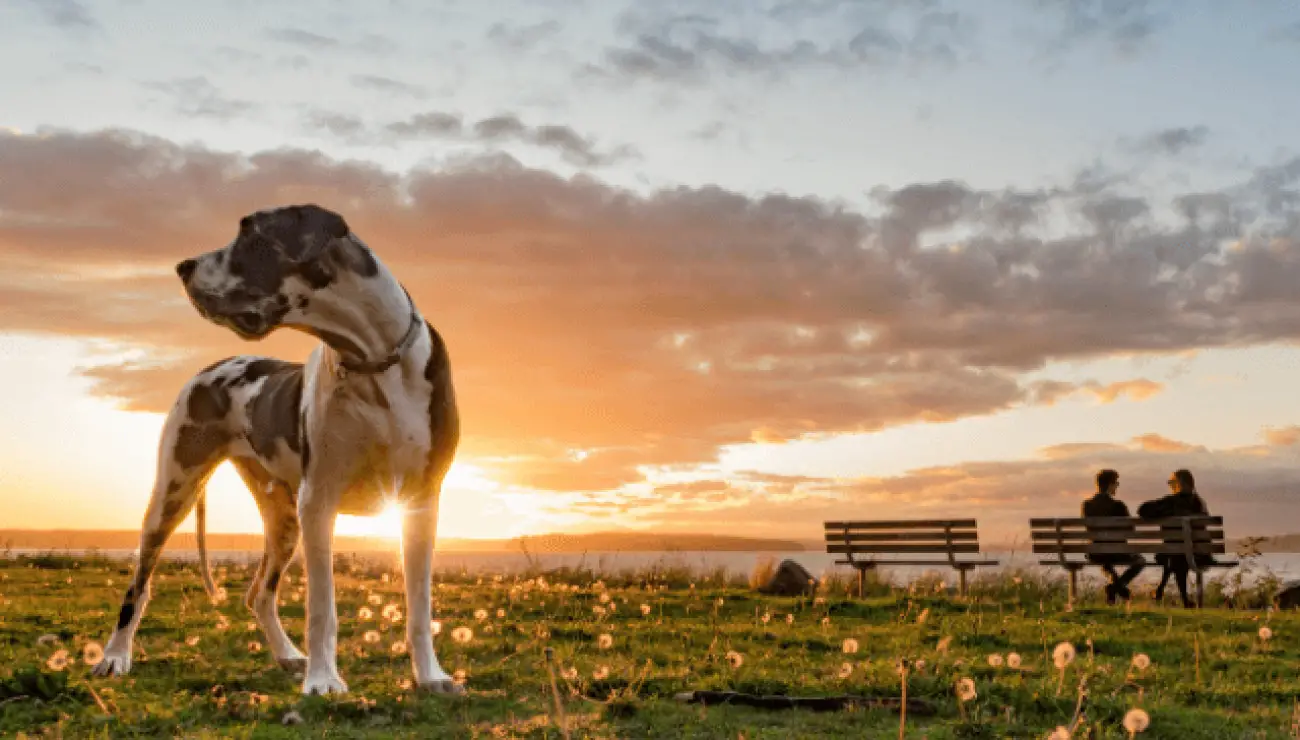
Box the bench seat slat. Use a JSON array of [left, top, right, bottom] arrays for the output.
[[1038, 559, 1239, 569], [1030, 530, 1224, 542], [1032, 543, 1226, 555], [835, 559, 1000, 567], [823, 531, 980, 543], [828, 543, 981, 554]]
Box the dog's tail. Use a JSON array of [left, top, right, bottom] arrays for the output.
[[196, 489, 220, 602]]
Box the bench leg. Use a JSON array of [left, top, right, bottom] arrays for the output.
[[1195, 569, 1205, 609], [1068, 568, 1078, 606], [857, 566, 866, 599], [958, 568, 968, 598]]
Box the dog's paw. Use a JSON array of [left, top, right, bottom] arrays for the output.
[[301, 670, 349, 696], [416, 678, 466, 696], [91, 652, 131, 678]]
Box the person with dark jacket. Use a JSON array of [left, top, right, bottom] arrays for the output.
[[1137, 469, 1211, 608], [1081, 469, 1145, 604]]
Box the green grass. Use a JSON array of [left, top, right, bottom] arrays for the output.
[[1, 554, 1297, 738]]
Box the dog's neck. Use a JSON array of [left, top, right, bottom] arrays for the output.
[[290, 262, 423, 375]]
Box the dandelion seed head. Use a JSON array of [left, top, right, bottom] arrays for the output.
[[987, 653, 1004, 668], [1048, 726, 1072, 740], [1053, 642, 1076, 669], [364, 630, 381, 644], [359, 607, 374, 620], [640, 604, 652, 616], [1131, 653, 1151, 670], [390, 640, 408, 655], [561, 666, 578, 680], [1007, 652, 1022, 669], [842, 638, 860, 654], [1123, 708, 1150, 734], [1259, 626, 1273, 642], [496, 608, 505, 619], [593, 665, 610, 680], [726, 650, 744, 668], [431, 620, 442, 636], [837, 661, 853, 679], [452, 626, 474, 644], [474, 608, 488, 621], [186, 635, 201, 647], [247, 641, 262, 653], [956, 677, 977, 702], [597, 633, 613, 650]]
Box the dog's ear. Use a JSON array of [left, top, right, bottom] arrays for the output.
[[255, 205, 350, 265]]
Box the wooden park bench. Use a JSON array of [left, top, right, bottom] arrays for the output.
[[824, 519, 1001, 598], [1029, 516, 1238, 607]]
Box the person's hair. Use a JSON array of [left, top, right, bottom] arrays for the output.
[[1173, 469, 1195, 490], [1096, 469, 1119, 492]]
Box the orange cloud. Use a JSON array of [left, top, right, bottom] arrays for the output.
[[2, 128, 1299, 494], [1263, 426, 1300, 447], [1130, 433, 1202, 453]]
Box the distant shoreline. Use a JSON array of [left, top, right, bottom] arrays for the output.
[[0, 529, 814, 554]]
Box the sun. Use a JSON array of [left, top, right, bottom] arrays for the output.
[[333, 462, 501, 540]]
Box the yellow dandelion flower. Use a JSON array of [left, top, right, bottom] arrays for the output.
[[640, 603, 652, 616], [247, 641, 262, 654], [474, 608, 488, 621], [82, 642, 104, 667], [46, 649, 69, 671], [496, 608, 505, 619], [599, 592, 611, 604]]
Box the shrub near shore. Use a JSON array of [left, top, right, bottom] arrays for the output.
[[1, 554, 1296, 738]]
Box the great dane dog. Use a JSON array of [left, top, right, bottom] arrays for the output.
[[91, 204, 462, 696]]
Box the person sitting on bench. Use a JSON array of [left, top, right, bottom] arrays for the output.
[[1137, 468, 1212, 608], [1082, 469, 1145, 604]]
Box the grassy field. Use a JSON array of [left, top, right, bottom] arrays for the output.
[[1, 554, 1297, 739]]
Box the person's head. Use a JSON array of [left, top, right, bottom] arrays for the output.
[[1168, 469, 1195, 493], [1096, 469, 1119, 496]]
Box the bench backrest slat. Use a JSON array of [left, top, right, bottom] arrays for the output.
[[1032, 543, 1226, 555], [1029, 516, 1227, 557], [1029, 516, 1222, 528], [825, 519, 977, 530], [827, 543, 982, 555]]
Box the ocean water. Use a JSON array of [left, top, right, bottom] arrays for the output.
[[8, 547, 1299, 587]]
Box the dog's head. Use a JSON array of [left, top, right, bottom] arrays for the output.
[[177, 204, 377, 339]]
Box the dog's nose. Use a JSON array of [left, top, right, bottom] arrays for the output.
[[176, 259, 198, 282]]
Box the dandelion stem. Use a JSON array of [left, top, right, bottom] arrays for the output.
[[898, 666, 908, 740], [543, 647, 571, 740]]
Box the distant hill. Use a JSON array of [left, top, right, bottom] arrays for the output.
[[0, 530, 808, 554]]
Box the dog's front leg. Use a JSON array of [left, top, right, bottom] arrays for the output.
[[402, 498, 462, 694], [299, 482, 347, 695]]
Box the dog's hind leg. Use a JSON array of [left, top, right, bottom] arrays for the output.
[[230, 457, 306, 673], [94, 380, 233, 678]]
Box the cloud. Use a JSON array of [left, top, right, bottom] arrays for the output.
[[142, 77, 257, 121], [19, 0, 98, 30], [1028, 0, 1167, 57], [1124, 126, 1211, 156], [3, 127, 1300, 497], [267, 28, 341, 50], [607, 433, 1300, 540], [589, 3, 978, 85], [350, 74, 427, 99], [1262, 426, 1300, 446], [487, 20, 561, 51], [371, 111, 639, 167]]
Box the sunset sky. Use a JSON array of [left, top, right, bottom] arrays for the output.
[[3, 0, 1300, 543]]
